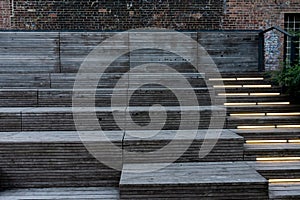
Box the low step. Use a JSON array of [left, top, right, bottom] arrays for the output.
[[233, 128, 300, 140], [0, 73, 206, 89], [227, 116, 300, 129], [120, 162, 268, 199], [0, 88, 211, 107], [226, 105, 300, 113], [0, 106, 225, 132], [219, 95, 289, 104], [269, 183, 300, 199], [0, 131, 123, 188], [123, 129, 243, 163], [0, 187, 119, 200], [244, 143, 300, 161], [248, 161, 300, 180], [216, 87, 280, 94]]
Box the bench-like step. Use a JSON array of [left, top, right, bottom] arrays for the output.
[[269, 183, 300, 199], [0, 73, 207, 89], [227, 116, 300, 129], [233, 128, 300, 140], [0, 131, 123, 188], [0, 106, 225, 132], [0, 88, 212, 107], [226, 105, 300, 113], [244, 143, 300, 161], [248, 161, 300, 180], [0, 187, 119, 200], [123, 129, 243, 163], [120, 162, 268, 199]]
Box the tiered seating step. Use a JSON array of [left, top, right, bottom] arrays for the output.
[[0, 187, 119, 200], [0, 88, 211, 107], [233, 128, 300, 140], [0, 131, 123, 188], [248, 161, 300, 180], [120, 162, 268, 199], [0, 106, 225, 131], [269, 183, 300, 199], [123, 129, 243, 163], [244, 143, 300, 161], [227, 116, 300, 129]]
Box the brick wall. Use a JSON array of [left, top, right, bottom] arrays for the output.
[[1, 0, 300, 30], [1, 0, 224, 30], [0, 0, 10, 29], [223, 0, 300, 30]]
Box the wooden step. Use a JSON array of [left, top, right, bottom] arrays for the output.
[[244, 143, 300, 161], [227, 116, 300, 129], [0, 88, 212, 107], [0, 187, 119, 199], [120, 162, 268, 199], [0, 131, 123, 188], [233, 128, 300, 140], [248, 161, 300, 180], [269, 183, 300, 199], [123, 129, 243, 163], [0, 106, 225, 132], [217, 87, 281, 93], [226, 105, 300, 113]]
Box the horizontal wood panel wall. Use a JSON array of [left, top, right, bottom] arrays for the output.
[[0, 31, 259, 73]]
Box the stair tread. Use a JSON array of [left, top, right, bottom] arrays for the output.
[[0, 187, 119, 199], [270, 183, 300, 199], [0, 131, 123, 143], [245, 143, 300, 150]]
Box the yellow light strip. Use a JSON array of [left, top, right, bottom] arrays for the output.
[[258, 102, 290, 105], [238, 125, 276, 129], [267, 113, 300, 116], [250, 93, 280, 96], [277, 125, 300, 128], [243, 85, 272, 88], [218, 93, 249, 96], [209, 78, 236, 81], [237, 78, 264, 81], [225, 103, 257, 106], [269, 179, 300, 183], [257, 157, 300, 161], [213, 85, 242, 88], [289, 140, 300, 143], [246, 140, 287, 144], [230, 113, 265, 116]]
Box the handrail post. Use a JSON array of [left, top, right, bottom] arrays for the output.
[[258, 32, 265, 72]]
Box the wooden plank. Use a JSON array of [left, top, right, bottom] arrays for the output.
[[120, 162, 268, 199], [0, 187, 119, 199]]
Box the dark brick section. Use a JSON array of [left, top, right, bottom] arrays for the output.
[[223, 0, 300, 30], [2, 0, 224, 30]]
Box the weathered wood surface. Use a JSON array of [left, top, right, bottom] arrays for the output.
[[0, 187, 119, 200], [244, 143, 300, 161], [0, 87, 211, 107], [269, 183, 300, 199], [0, 106, 225, 131], [123, 129, 243, 163], [248, 161, 300, 180], [0, 32, 60, 73], [0, 131, 123, 188], [0, 31, 260, 75], [120, 162, 268, 199], [233, 128, 300, 140], [198, 32, 259, 72], [227, 116, 300, 129]]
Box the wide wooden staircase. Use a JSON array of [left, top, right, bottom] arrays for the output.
[[0, 31, 299, 199]]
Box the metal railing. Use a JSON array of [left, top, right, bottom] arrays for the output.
[[258, 26, 298, 71]]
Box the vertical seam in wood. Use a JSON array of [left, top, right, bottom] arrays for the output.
[[58, 32, 62, 73]]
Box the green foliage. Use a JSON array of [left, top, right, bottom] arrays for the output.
[[267, 64, 300, 98]]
